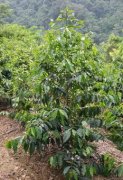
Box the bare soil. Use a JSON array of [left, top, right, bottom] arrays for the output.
[[0, 116, 64, 180], [94, 140, 123, 164]]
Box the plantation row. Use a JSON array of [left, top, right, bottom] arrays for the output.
[[0, 9, 123, 179]]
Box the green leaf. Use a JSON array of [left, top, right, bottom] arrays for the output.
[[72, 129, 76, 136], [81, 165, 87, 176], [89, 166, 95, 177], [6, 141, 12, 149], [86, 147, 92, 155], [77, 128, 83, 138], [51, 109, 58, 119], [82, 121, 88, 127], [36, 127, 42, 139], [31, 127, 37, 137], [116, 164, 123, 177], [72, 169, 78, 180], [63, 129, 71, 143], [63, 166, 71, 175], [59, 109, 68, 119], [29, 142, 35, 155], [23, 141, 29, 152], [49, 156, 54, 166], [49, 156, 57, 168], [65, 59, 74, 72], [12, 140, 19, 153]]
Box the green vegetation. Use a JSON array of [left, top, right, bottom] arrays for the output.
[[0, 5, 123, 180], [102, 35, 123, 151], [0, 24, 40, 100], [1, 0, 123, 42], [0, 3, 11, 24]]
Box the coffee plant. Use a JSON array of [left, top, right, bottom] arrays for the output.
[[0, 24, 40, 108], [4, 8, 123, 179]]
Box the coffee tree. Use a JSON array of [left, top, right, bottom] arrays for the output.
[[0, 24, 40, 109], [101, 35, 123, 151], [7, 9, 122, 179]]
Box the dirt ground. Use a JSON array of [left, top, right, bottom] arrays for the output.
[[0, 115, 123, 180], [0, 116, 64, 180]]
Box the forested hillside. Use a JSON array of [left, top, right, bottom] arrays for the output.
[[1, 0, 123, 42]]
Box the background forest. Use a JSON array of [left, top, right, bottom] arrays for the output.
[[1, 0, 123, 43]]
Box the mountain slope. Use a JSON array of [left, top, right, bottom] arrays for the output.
[[1, 0, 123, 42]]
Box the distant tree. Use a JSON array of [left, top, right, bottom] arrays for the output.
[[0, 3, 11, 24], [1, 0, 123, 42]]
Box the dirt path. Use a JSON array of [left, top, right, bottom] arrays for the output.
[[0, 116, 64, 180]]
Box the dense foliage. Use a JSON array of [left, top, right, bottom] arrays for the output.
[[1, 0, 123, 42], [0, 3, 11, 24], [102, 35, 123, 151], [0, 24, 40, 102], [0, 7, 123, 180]]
